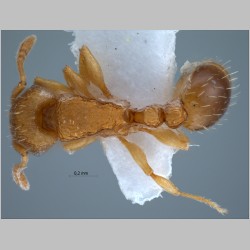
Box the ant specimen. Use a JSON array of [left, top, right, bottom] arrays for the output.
[[10, 35, 232, 214]]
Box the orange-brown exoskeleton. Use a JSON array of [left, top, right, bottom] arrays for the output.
[[10, 35, 232, 214]]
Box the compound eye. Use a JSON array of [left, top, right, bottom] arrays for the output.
[[175, 61, 232, 131]]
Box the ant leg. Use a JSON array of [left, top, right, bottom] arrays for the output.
[[12, 35, 37, 102], [63, 65, 94, 98], [62, 136, 96, 153], [12, 142, 30, 190], [34, 77, 72, 94], [139, 127, 189, 150], [118, 136, 228, 215], [79, 46, 112, 98]]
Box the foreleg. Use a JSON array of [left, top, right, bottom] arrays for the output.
[[34, 77, 72, 94]]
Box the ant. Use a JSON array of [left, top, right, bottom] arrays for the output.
[[10, 35, 232, 214]]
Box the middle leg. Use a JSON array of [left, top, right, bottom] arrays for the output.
[[62, 136, 97, 153], [63, 65, 94, 98]]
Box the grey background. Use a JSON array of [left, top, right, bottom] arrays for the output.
[[1, 30, 248, 219]]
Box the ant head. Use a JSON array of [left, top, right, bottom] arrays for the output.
[[174, 61, 231, 131]]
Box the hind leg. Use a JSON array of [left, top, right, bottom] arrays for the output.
[[79, 46, 112, 98], [139, 127, 189, 151], [12, 35, 37, 101], [118, 136, 228, 215], [12, 142, 30, 190]]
